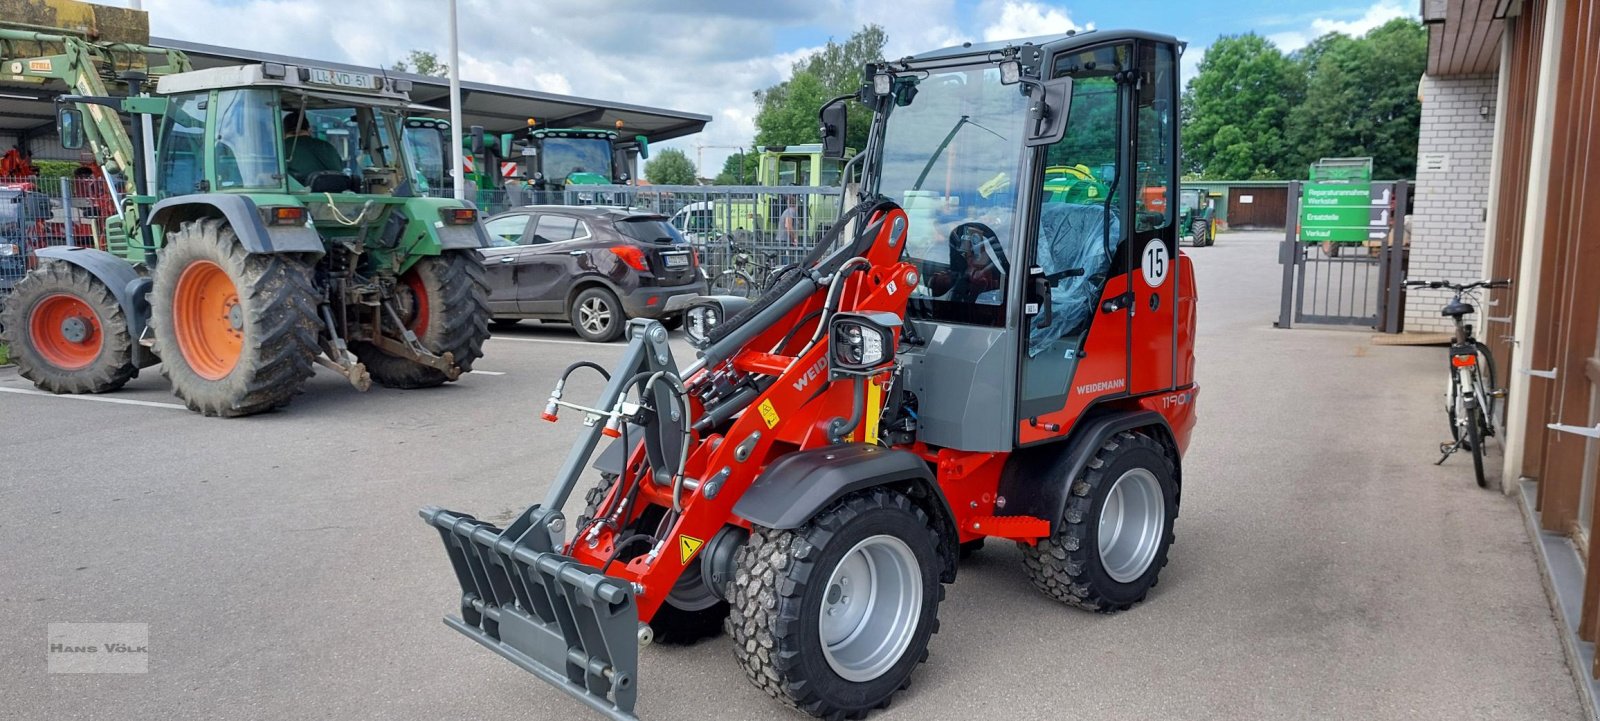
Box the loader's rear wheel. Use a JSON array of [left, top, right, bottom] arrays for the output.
[[150, 219, 320, 416], [1021, 431, 1177, 612], [576, 474, 729, 645], [0, 263, 136, 393], [351, 251, 490, 389], [728, 489, 942, 719]]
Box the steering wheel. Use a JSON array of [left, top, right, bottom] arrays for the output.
[[926, 221, 1006, 299], [306, 170, 354, 193]]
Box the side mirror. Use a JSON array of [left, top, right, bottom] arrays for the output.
[[469, 125, 485, 155], [57, 106, 85, 150], [819, 101, 848, 160], [499, 134, 512, 159], [1024, 76, 1074, 147], [634, 134, 649, 160]]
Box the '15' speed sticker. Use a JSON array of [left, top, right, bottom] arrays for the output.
[[1141, 239, 1170, 288]]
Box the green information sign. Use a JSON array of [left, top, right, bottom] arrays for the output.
[[1302, 185, 1372, 207], [1299, 178, 1390, 243]]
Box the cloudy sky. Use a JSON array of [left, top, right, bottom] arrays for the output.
[[135, 0, 1416, 175]]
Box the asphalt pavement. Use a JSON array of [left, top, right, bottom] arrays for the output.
[[0, 230, 1583, 720]]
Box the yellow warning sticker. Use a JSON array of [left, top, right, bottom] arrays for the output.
[[757, 399, 780, 428], [679, 535, 705, 564]]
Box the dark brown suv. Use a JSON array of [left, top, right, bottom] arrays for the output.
[[479, 205, 707, 342]]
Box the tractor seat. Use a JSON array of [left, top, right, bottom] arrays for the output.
[[1441, 298, 1475, 318]]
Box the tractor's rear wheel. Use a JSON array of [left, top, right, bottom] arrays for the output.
[[576, 473, 729, 645], [1021, 431, 1177, 612], [1191, 219, 1211, 246], [0, 262, 136, 393], [728, 489, 942, 719], [150, 218, 320, 417], [351, 251, 490, 389]]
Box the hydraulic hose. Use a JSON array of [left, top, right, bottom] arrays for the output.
[[826, 376, 869, 444], [618, 370, 693, 513]]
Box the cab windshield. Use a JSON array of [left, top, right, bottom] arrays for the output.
[[873, 65, 1028, 326], [541, 137, 612, 183], [404, 124, 448, 192], [292, 105, 409, 185]]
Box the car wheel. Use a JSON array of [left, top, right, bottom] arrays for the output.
[[570, 286, 624, 342]]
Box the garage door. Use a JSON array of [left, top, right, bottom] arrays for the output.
[[1227, 187, 1288, 229]]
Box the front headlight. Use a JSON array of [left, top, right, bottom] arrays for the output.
[[828, 311, 901, 374], [685, 303, 720, 348]]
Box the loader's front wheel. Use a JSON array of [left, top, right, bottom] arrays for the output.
[[0, 262, 136, 394], [728, 489, 942, 719], [150, 219, 320, 416], [1021, 430, 1177, 612], [352, 251, 490, 388]]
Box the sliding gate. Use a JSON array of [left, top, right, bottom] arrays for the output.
[[1276, 179, 1410, 332]]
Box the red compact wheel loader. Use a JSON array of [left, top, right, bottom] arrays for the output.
[[422, 30, 1198, 720]]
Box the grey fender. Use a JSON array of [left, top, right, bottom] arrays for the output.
[[734, 443, 959, 581], [148, 194, 323, 254], [997, 408, 1180, 534], [33, 246, 157, 368]]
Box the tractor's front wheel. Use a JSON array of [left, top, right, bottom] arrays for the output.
[[351, 251, 490, 389], [150, 219, 320, 416], [1191, 219, 1211, 246], [728, 489, 943, 718], [1021, 430, 1177, 612], [0, 262, 137, 394]]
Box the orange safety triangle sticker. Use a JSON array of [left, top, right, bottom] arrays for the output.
[[679, 535, 705, 564]]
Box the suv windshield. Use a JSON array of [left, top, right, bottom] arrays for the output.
[[616, 217, 685, 244], [874, 65, 1028, 327]]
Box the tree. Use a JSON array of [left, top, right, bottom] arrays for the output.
[[644, 148, 697, 185], [753, 25, 886, 151], [1284, 19, 1427, 179], [1181, 34, 1303, 179], [393, 49, 447, 77], [714, 152, 759, 185]]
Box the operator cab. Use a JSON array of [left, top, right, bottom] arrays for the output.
[[152, 63, 421, 199], [848, 31, 1192, 452]]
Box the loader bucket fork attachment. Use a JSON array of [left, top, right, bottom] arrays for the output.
[[421, 504, 642, 721]]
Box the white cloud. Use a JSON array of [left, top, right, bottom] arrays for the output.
[[980, 1, 1091, 43], [1267, 0, 1413, 51]]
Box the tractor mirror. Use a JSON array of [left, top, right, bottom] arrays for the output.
[[499, 134, 512, 159], [1024, 76, 1074, 148], [470, 125, 485, 155], [820, 101, 848, 160], [635, 134, 649, 160], [828, 311, 901, 374], [57, 106, 85, 150]]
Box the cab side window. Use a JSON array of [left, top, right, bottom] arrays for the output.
[[1134, 43, 1176, 232], [157, 94, 207, 197]]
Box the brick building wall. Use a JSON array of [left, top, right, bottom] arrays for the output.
[[1405, 73, 1499, 333]]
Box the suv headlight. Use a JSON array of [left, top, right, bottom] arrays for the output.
[[828, 311, 901, 373]]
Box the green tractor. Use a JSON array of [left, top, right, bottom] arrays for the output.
[[1177, 187, 1216, 247], [0, 61, 492, 416], [402, 119, 650, 209]]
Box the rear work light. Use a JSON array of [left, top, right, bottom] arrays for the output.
[[440, 207, 477, 225], [261, 206, 306, 226], [609, 245, 649, 272], [1451, 354, 1478, 368]]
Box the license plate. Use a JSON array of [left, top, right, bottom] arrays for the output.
[[662, 252, 689, 269], [308, 68, 374, 90]]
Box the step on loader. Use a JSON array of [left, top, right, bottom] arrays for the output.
[[421, 29, 1198, 720]]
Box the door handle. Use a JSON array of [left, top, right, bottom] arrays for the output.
[[499, 256, 515, 263], [1101, 292, 1135, 314], [569, 250, 588, 256]]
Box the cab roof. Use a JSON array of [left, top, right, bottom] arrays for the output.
[[899, 29, 1183, 65], [155, 62, 413, 104]]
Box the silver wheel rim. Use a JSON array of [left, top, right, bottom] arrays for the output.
[[1098, 468, 1165, 583], [818, 534, 922, 683], [577, 297, 613, 334]]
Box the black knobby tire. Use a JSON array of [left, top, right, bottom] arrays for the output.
[[727, 489, 943, 719], [1021, 431, 1178, 612], [575, 473, 728, 645], [0, 262, 136, 393], [570, 286, 625, 343], [352, 251, 491, 389], [150, 219, 320, 417], [1189, 219, 1209, 247]]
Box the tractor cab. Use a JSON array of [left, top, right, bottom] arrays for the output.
[[855, 32, 1194, 450], [152, 63, 420, 199]]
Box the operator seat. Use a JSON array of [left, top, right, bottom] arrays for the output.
[[1029, 202, 1120, 358]]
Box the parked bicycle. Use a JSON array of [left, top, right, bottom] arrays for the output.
[[709, 241, 784, 298], [1405, 278, 1512, 488]]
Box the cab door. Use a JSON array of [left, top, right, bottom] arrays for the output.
[[1126, 41, 1179, 396]]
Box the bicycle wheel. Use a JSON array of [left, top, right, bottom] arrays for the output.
[[1464, 393, 1488, 488], [1470, 341, 1498, 436], [712, 271, 755, 299]]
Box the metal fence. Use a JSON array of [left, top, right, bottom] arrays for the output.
[[1276, 180, 1410, 331], [1, 176, 118, 297], [446, 183, 848, 289]]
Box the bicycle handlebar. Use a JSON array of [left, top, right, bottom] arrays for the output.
[[1403, 278, 1512, 291]]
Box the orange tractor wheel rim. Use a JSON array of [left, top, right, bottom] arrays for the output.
[[403, 270, 430, 335], [172, 260, 243, 381], [28, 293, 103, 370]]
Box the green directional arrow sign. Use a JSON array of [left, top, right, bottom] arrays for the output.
[[1300, 206, 1377, 226], [1300, 180, 1378, 243], [1302, 184, 1372, 207]]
